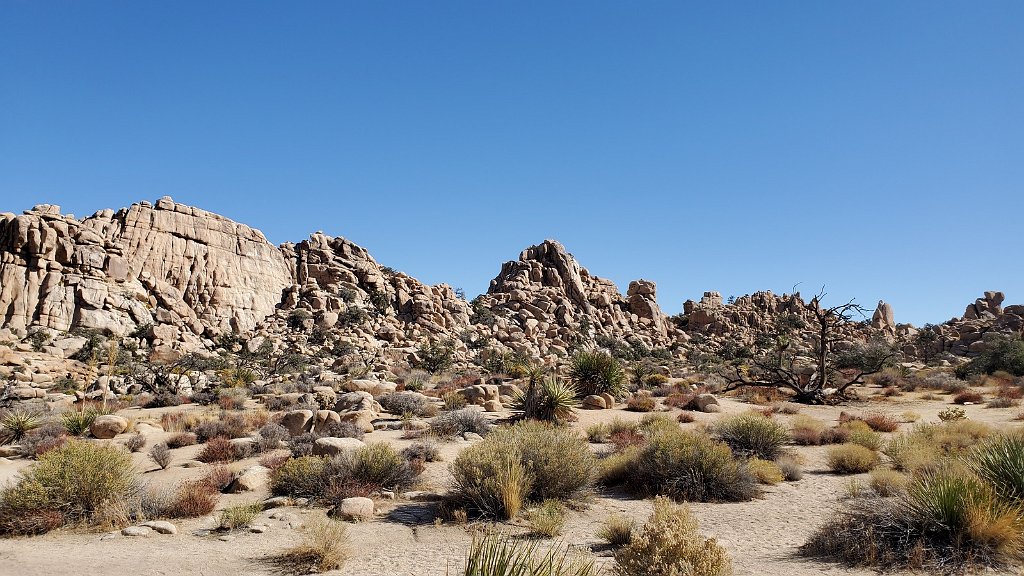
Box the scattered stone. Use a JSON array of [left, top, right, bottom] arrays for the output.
[[141, 520, 177, 535], [336, 497, 374, 521], [90, 415, 128, 439], [121, 526, 152, 537]]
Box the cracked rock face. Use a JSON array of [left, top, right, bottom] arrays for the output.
[[0, 197, 291, 347]]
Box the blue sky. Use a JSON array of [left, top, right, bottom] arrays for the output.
[[1, 2, 1021, 326]]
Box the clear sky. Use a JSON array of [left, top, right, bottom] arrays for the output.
[[1, 2, 1021, 326]]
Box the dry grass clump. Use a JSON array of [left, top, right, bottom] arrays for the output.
[[463, 531, 598, 576], [776, 454, 804, 481], [431, 409, 489, 440], [271, 443, 421, 505], [450, 421, 594, 519], [166, 431, 198, 448], [986, 397, 1019, 409], [868, 469, 909, 496], [747, 458, 784, 485], [883, 420, 995, 476], [141, 479, 219, 519], [597, 514, 636, 547], [625, 393, 656, 412], [16, 421, 68, 458], [0, 440, 139, 535], [379, 392, 438, 418], [790, 415, 827, 445], [713, 413, 788, 460], [953, 390, 984, 405], [197, 436, 239, 463], [841, 420, 883, 451], [676, 412, 696, 424], [526, 500, 566, 537], [614, 496, 731, 576], [149, 443, 172, 469], [827, 444, 880, 474], [273, 518, 350, 574], [124, 432, 146, 453]]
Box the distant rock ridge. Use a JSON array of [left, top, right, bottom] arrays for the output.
[[1, 197, 1020, 368]]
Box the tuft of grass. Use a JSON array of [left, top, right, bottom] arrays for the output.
[[61, 409, 99, 436], [597, 514, 635, 547], [626, 393, 656, 412], [827, 444, 880, 474], [0, 409, 41, 443], [527, 500, 566, 538], [790, 415, 826, 445], [166, 432, 197, 448], [842, 421, 883, 451], [869, 469, 909, 496], [218, 502, 262, 530], [125, 432, 146, 453], [968, 434, 1024, 502], [776, 455, 804, 481], [614, 496, 732, 576], [275, 518, 350, 574], [747, 458, 784, 485]]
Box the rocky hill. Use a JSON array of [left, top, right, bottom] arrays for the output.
[[1, 197, 1020, 387]]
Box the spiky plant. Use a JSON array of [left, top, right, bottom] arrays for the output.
[[61, 408, 99, 437], [1, 409, 41, 443], [514, 377, 579, 424], [569, 351, 625, 398], [968, 434, 1024, 503], [463, 531, 597, 576]]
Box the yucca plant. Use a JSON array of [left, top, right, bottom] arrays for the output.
[[463, 531, 597, 576], [61, 408, 99, 436], [569, 351, 625, 398], [968, 434, 1024, 503], [0, 409, 42, 443], [514, 377, 579, 424]]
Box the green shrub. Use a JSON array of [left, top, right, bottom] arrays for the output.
[[713, 413, 789, 460], [272, 456, 329, 498], [614, 496, 732, 576], [842, 421, 882, 451], [450, 422, 594, 519], [955, 336, 1024, 378], [627, 428, 757, 502], [463, 531, 597, 576], [0, 440, 138, 535], [868, 469, 909, 496], [570, 351, 626, 398], [826, 444, 880, 474], [219, 502, 262, 530], [351, 442, 416, 490]]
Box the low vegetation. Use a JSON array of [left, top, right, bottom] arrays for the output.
[[614, 496, 732, 576]]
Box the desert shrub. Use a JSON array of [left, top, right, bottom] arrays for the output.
[[417, 339, 456, 374], [819, 426, 850, 445], [124, 432, 146, 453], [664, 392, 696, 409], [514, 377, 579, 424], [861, 413, 900, 433], [626, 428, 757, 502], [17, 422, 68, 458], [401, 440, 441, 463], [141, 479, 219, 519], [827, 444, 880, 474], [626, 393, 656, 412], [0, 409, 41, 443], [272, 456, 329, 499], [144, 392, 185, 409], [442, 391, 468, 411], [166, 432, 197, 448], [598, 513, 636, 547], [643, 373, 670, 388], [351, 442, 416, 489], [842, 421, 882, 451], [868, 469, 909, 496], [953, 390, 984, 405], [450, 422, 594, 519], [0, 440, 138, 535], [463, 531, 597, 576], [747, 458, 784, 485], [288, 432, 321, 457], [902, 411, 921, 423], [987, 397, 1019, 409], [431, 409, 489, 439], [586, 423, 609, 443], [219, 501, 262, 529], [596, 448, 641, 488], [61, 408, 99, 436], [713, 413, 789, 460], [938, 406, 967, 422], [790, 415, 826, 445], [776, 455, 804, 481], [379, 392, 437, 418], [275, 518, 350, 574], [256, 423, 290, 453], [527, 500, 566, 537], [614, 496, 732, 576], [569, 351, 626, 398], [955, 336, 1024, 378], [773, 402, 801, 415], [149, 443, 172, 469], [677, 412, 696, 424], [197, 437, 239, 463]]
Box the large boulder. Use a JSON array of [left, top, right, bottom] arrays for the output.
[[312, 437, 365, 457], [336, 497, 374, 521], [280, 410, 315, 436], [90, 414, 128, 439]]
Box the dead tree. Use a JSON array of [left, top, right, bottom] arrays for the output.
[[719, 291, 899, 404]]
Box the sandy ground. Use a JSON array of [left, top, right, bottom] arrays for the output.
[[2, 386, 1023, 576]]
